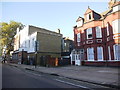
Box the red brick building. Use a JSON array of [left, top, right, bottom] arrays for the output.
[[71, 0, 120, 66]]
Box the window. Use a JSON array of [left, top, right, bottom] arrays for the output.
[[97, 47, 103, 61], [112, 19, 120, 34], [77, 20, 83, 27], [87, 28, 92, 39], [96, 26, 102, 38], [87, 13, 91, 20], [108, 46, 111, 60], [28, 40, 30, 48], [87, 47, 94, 61], [32, 38, 34, 47], [113, 44, 120, 60], [106, 23, 109, 36], [113, 5, 120, 12], [25, 41, 26, 47], [77, 33, 80, 42]]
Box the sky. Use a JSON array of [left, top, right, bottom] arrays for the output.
[[1, 0, 110, 39]]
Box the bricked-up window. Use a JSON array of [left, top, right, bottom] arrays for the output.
[[112, 19, 120, 34], [113, 44, 120, 60], [97, 47, 103, 61], [87, 47, 94, 61], [87, 28, 92, 39], [96, 26, 102, 38], [106, 23, 109, 36]]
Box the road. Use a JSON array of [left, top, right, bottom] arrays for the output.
[[2, 64, 115, 89]]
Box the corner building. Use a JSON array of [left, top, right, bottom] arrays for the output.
[[72, 0, 120, 66]]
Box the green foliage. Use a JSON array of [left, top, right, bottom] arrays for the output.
[[0, 21, 24, 55]]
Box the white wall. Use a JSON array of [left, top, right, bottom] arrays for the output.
[[18, 26, 36, 53]]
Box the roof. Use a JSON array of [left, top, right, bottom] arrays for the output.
[[84, 7, 93, 15], [76, 16, 84, 22], [112, 1, 120, 7]]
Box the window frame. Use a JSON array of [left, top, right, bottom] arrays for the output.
[[108, 46, 111, 60], [106, 23, 110, 36], [97, 46, 103, 61], [87, 28, 93, 39], [87, 47, 94, 61], [113, 44, 120, 60], [96, 26, 102, 38]]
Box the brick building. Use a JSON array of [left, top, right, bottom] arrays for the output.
[[71, 0, 120, 66]]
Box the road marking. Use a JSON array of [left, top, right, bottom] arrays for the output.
[[55, 79, 93, 89]]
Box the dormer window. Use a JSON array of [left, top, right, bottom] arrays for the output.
[[113, 4, 120, 12], [87, 13, 92, 20], [76, 17, 84, 27], [77, 20, 83, 27]]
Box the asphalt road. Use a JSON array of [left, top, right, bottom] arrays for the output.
[[2, 64, 115, 89]]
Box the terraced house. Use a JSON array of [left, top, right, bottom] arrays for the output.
[[71, 0, 120, 66]]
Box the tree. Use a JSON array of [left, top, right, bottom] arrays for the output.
[[0, 21, 24, 55]]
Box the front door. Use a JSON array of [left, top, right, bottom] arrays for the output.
[[75, 54, 81, 66]]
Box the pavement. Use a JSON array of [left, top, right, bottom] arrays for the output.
[[6, 63, 120, 89]]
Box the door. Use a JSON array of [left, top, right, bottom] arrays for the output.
[[75, 54, 81, 66]]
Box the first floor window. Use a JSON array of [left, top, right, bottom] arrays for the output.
[[77, 33, 80, 42], [87, 28, 93, 39], [96, 26, 102, 38], [114, 44, 120, 60], [87, 47, 94, 61], [97, 47, 103, 61], [106, 23, 109, 36]]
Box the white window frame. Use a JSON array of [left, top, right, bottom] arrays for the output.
[[87, 47, 94, 61], [113, 44, 120, 60], [87, 13, 92, 20], [96, 26, 102, 38], [32, 38, 34, 47], [77, 33, 80, 42], [97, 47, 103, 61], [108, 46, 111, 60], [28, 40, 30, 48], [106, 23, 109, 36], [87, 28, 93, 39], [77, 20, 83, 27], [112, 19, 120, 34]]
